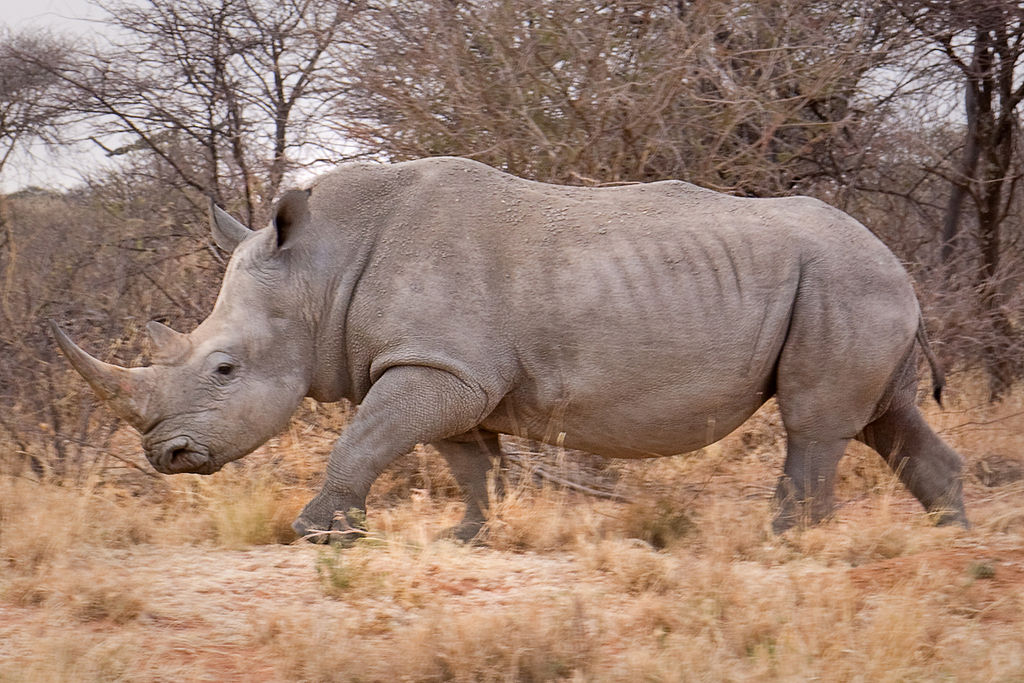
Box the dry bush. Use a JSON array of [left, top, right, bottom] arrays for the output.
[[581, 538, 681, 594], [339, 0, 900, 193], [5, 571, 146, 625], [314, 545, 382, 598], [0, 634, 146, 683], [369, 443, 463, 508], [66, 0, 358, 226], [615, 497, 697, 549], [484, 485, 609, 552], [401, 599, 600, 682], [975, 481, 1024, 534], [794, 504, 952, 567], [369, 496, 466, 548], [0, 477, 154, 573], [259, 596, 602, 682], [193, 472, 305, 548]]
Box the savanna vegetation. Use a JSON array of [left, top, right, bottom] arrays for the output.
[[3, 1, 1024, 680]]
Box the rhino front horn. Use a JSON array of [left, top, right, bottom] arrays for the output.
[[49, 321, 152, 431]]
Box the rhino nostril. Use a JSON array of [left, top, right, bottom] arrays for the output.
[[152, 436, 202, 471], [163, 437, 188, 457]]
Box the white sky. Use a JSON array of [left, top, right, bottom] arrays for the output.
[[0, 0, 100, 28], [1, 0, 111, 192]]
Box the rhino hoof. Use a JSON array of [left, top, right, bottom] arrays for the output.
[[292, 516, 328, 544], [438, 521, 487, 546], [932, 508, 970, 529], [293, 508, 368, 546]]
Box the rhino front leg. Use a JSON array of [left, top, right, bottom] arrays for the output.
[[292, 365, 491, 544], [434, 433, 504, 543]]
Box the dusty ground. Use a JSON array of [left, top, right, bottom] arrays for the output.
[[2, 390, 1023, 681], [0, 543, 619, 680]]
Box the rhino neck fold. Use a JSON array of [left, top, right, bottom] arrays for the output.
[[303, 236, 377, 405]]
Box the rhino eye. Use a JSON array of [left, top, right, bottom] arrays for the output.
[[215, 362, 236, 377]]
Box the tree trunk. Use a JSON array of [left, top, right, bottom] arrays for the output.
[[940, 81, 980, 264]]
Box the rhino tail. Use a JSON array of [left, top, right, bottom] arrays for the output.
[[915, 313, 945, 407]]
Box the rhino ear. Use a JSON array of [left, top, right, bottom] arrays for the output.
[[209, 198, 253, 253], [271, 188, 312, 249]]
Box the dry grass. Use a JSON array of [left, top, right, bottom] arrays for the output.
[[2, 388, 1024, 680]]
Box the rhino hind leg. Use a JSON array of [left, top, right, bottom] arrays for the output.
[[434, 433, 504, 543], [857, 401, 968, 527], [772, 436, 851, 533]]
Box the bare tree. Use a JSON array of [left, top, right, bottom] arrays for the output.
[[889, 0, 1024, 397], [335, 0, 902, 194], [0, 29, 80, 472], [0, 28, 75, 247], [0, 29, 73, 181], [44, 0, 360, 226]]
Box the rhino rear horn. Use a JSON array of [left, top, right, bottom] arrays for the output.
[[49, 321, 153, 431], [209, 199, 253, 253], [146, 320, 190, 362]]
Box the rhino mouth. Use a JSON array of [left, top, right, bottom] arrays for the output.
[[146, 436, 218, 475]]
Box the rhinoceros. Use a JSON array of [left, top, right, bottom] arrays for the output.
[[52, 156, 967, 541]]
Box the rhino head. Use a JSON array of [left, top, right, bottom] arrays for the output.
[[52, 192, 316, 475]]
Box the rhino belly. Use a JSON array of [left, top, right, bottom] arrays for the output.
[[481, 368, 773, 459]]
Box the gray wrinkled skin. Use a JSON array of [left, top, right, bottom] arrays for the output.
[[55, 157, 968, 542]]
